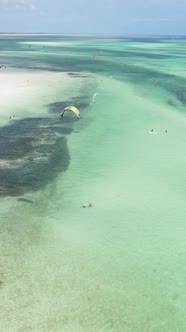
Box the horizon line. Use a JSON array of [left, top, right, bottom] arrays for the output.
[[0, 32, 186, 38]]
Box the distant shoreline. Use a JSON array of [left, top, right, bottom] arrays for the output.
[[0, 33, 186, 38]]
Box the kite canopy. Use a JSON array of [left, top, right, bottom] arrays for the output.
[[60, 106, 80, 119], [92, 93, 100, 102]]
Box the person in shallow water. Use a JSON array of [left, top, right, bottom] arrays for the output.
[[82, 203, 92, 208]]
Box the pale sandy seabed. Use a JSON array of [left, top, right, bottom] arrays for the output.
[[0, 69, 84, 124]]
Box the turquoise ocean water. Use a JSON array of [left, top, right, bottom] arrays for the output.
[[0, 35, 186, 331]]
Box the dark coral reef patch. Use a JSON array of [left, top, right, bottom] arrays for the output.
[[0, 117, 72, 196]]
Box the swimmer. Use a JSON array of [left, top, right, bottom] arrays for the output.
[[82, 204, 86, 208], [165, 130, 167, 133], [88, 203, 92, 208]]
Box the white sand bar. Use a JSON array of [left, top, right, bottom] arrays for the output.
[[0, 68, 86, 125]]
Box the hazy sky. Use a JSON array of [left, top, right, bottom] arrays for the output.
[[0, 0, 186, 35]]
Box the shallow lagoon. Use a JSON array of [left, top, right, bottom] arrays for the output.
[[0, 35, 186, 331]]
